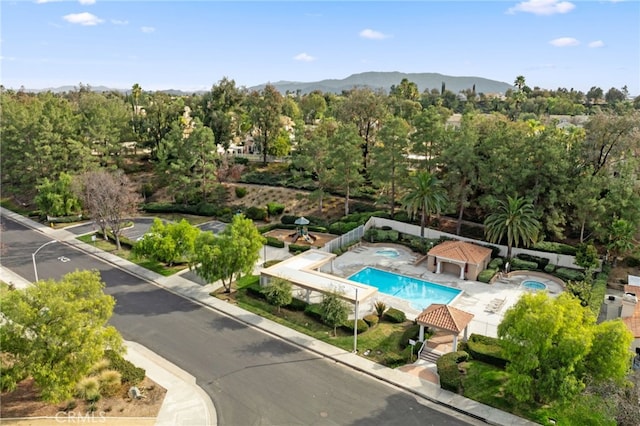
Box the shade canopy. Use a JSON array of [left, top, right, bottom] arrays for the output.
[[294, 216, 310, 225]]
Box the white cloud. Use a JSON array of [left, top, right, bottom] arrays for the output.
[[359, 29, 390, 40], [588, 40, 605, 48], [63, 12, 103, 26], [78, 0, 96, 4], [141, 26, 155, 33], [36, 0, 63, 3], [293, 53, 316, 62], [549, 37, 580, 47], [507, 0, 575, 15], [111, 19, 128, 25]]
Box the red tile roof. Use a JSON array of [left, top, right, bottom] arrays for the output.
[[622, 285, 640, 338], [427, 240, 492, 264], [415, 304, 474, 333]]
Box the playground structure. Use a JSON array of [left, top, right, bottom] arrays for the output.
[[289, 216, 318, 244]]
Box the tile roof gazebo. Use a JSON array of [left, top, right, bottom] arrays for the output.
[[424, 240, 492, 281], [416, 304, 474, 352]]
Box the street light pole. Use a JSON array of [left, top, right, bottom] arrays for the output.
[[353, 287, 359, 353], [32, 240, 58, 282]]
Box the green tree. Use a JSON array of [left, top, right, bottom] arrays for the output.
[[248, 84, 284, 164], [583, 320, 633, 385], [0, 270, 123, 402], [157, 113, 218, 203], [606, 218, 638, 265], [190, 214, 265, 293], [75, 170, 141, 250], [321, 291, 348, 337], [370, 116, 411, 218], [326, 123, 365, 216], [299, 91, 327, 124], [575, 243, 600, 272], [400, 171, 448, 239], [134, 218, 200, 266], [498, 292, 595, 404], [200, 77, 245, 150], [484, 195, 540, 259], [263, 278, 293, 313], [35, 172, 82, 217], [410, 106, 450, 172]]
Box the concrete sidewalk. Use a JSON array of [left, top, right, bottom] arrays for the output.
[[1, 207, 538, 426]]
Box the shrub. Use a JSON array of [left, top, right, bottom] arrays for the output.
[[382, 352, 407, 368], [516, 253, 549, 269], [265, 236, 285, 248], [76, 377, 101, 402], [245, 206, 268, 221], [384, 307, 406, 323], [328, 221, 359, 235], [399, 324, 421, 349], [289, 243, 311, 254], [509, 258, 538, 271], [374, 301, 387, 317], [98, 370, 122, 397], [286, 298, 308, 312], [436, 351, 467, 393], [245, 282, 266, 299], [104, 350, 145, 385], [281, 215, 297, 225], [544, 263, 556, 273], [554, 267, 585, 282], [263, 278, 292, 312], [363, 314, 379, 327], [233, 156, 249, 165], [477, 269, 497, 283], [342, 319, 369, 334], [487, 258, 504, 270], [381, 225, 392, 231], [266, 202, 285, 216], [483, 244, 502, 259], [304, 303, 323, 321], [466, 334, 508, 368], [626, 256, 640, 268], [532, 241, 577, 255], [235, 186, 247, 198], [88, 359, 111, 376], [588, 274, 608, 317]]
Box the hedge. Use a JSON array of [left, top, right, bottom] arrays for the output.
[[235, 186, 247, 198], [286, 298, 308, 312], [516, 253, 549, 269], [104, 350, 145, 385], [554, 267, 585, 282], [289, 244, 312, 254], [384, 307, 406, 323], [588, 273, 608, 317], [466, 334, 508, 368], [265, 236, 285, 248], [544, 263, 556, 273], [141, 202, 221, 217], [281, 215, 297, 225], [532, 241, 577, 256], [510, 258, 538, 271], [245, 282, 266, 299], [436, 351, 468, 393], [477, 269, 497, 283], [328, 221, 359, 235], [342, 319, 369, 334], [304, 303, 323, 321]]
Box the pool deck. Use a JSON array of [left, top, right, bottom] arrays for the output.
[[331, 243, 563, 339]]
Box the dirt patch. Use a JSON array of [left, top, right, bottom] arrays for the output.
[[0, 377, 166, 423]]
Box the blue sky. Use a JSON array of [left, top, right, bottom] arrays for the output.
[[1, 0, 639, 95]]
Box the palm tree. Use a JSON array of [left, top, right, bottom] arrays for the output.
[[401, 171, 448, 239], [484, 195, 541, 259]]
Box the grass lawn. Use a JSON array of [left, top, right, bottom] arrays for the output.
[[77, 233, 187, 276], [151, 213, 213, 225], [228, 275, 416, 367]]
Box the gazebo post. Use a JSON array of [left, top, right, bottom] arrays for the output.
[[463, 325, 469, 342], [419, 325, 425, 342], [453, 334, 459, 352], [459, 263, 465, 280]]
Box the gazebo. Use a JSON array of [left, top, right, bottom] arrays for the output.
[[415, 304, 474, 352], [423, 240, 492, 281]]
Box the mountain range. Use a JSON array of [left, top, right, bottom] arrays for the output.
[[25, 72, 513, 95]]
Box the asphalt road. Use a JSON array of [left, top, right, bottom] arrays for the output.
[[1, 215, 476, 426]]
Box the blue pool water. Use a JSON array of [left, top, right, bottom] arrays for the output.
[[375, 249, 399, 258], [522, 280, 546, 291], [348, 267, 462, 311]]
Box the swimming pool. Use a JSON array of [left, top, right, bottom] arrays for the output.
[[522, 280, 547, 291], [375, 248, 399, 258], [348, 267, 461, 310]]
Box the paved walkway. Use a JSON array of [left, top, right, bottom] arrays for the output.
[[0, 207, 539, 426]]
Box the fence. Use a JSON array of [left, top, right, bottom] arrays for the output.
[[321, 225, 365, 253], [366, 216, 582, 269]]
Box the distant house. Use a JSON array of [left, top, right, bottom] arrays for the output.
[[604, 275, 640, 353], [424, 240, 492, 281]]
